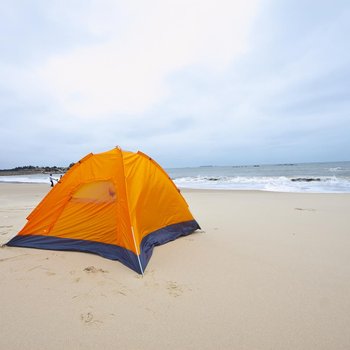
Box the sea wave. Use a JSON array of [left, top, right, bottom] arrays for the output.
[[2, 173, 350, 193], [0, 174, 61, 184], [329, 167, 343, 172], [173, 175, 350, 193]]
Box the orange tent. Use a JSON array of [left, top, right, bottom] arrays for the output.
[[7, 147, 200, 274]]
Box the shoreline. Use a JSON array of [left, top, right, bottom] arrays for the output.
[[1, 182, 350, 349], [1, 181, 350, 195]]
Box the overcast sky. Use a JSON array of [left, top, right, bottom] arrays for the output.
[[1, 0, 350, 168]]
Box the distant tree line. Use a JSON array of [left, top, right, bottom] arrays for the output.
[[0, 164, 70, 174]]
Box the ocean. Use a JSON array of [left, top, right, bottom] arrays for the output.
[[1, 161, 350, 193], [169, 161, 350, 193]]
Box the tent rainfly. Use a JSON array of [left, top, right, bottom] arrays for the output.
[[6, 147, 200, 274]]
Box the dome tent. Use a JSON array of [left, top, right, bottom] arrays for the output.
[[7, 147, 200, 274]]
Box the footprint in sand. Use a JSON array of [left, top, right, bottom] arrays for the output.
[[80, 312, 94, 323], [112, 287, 128, 296], [46, 271, 56, 276], [83, 266, 108, 274], [80, 312, 103, 325], [294, 208, 316, 211], [0, 225, 13, 236], [166, 281, 184, 297]]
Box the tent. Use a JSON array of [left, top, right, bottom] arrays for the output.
[[6, 147, 200, 274]]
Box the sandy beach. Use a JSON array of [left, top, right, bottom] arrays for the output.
[[1, 182, 350, 350]]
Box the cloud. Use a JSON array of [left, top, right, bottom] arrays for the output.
[[1, 0, 350, 168], [31, 0, 260, 117]]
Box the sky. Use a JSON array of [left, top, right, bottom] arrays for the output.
[[1, 0, 350, 168]]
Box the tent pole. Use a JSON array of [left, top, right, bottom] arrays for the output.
[[118, 147, 144, 276], [131, 226, 144, 276]]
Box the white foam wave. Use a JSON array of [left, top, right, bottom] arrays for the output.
[[2, 174, 350, 193], [0, 174, 61, 184], [329, 167, 343, 172], [173, 175, 350, 193]]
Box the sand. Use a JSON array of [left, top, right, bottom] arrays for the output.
[[1, 183, 350, 350]]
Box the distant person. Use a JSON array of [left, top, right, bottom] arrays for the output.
[[49, 174, 55, 187], [49, 174, 54, 187]]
